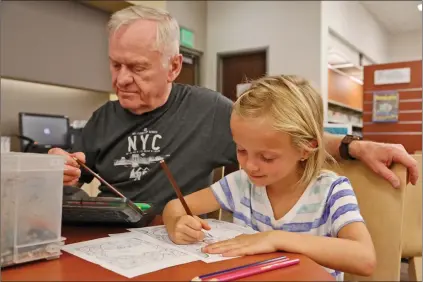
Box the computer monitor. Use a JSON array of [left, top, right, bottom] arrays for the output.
[[19, 112, 70, 153]]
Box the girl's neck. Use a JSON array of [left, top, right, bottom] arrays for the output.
[[266, 166, 306, 198]]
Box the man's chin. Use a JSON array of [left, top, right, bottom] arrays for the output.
[[118, 99, 150, 114]]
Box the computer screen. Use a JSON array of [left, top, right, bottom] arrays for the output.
[[19, 112, 70, 151]]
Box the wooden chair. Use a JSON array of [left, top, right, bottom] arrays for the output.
[[208, 161, 409, 281], [207, 167, 225, 220], [401, 154, 422, 281], [329, 161, 407, 281]]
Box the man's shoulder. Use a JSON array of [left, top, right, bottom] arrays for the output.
[[89, 100, 120, 120], [173, 83, 233, 106]]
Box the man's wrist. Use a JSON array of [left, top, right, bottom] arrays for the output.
[[339, 135, 363, 160], [348, 139, 363, 159]]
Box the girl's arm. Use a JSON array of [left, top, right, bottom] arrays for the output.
[[273, 222, 376, 276], [163, 187, 221, 219], [204, 222, 375, 277], [162, 187, 222, 243]]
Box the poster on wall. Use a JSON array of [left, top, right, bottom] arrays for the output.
[[372, 90, 399, 123]]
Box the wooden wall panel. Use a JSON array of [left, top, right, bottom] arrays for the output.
[[363, 112, 422, 123], [363, 60, 422, 154], [364, 90, 422, 101], [328, 68, 363, 110], [364, 101, 422, 112], [364, 61, 422, 92]]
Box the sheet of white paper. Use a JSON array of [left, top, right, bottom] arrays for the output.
[[108, 232, 133, 237], [129, 219, 257, 263], [61, 234, 198, 278]]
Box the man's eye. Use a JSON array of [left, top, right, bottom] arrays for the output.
[[133, 65, 147, 72]]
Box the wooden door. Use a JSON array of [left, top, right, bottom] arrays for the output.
[[220, 51, 267, 101], [175, 53, 199, 86], [219, 50, 267, 176]]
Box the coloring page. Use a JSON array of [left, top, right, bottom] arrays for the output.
[[128, 219, 257, 263], [61, 234, 198, 278]]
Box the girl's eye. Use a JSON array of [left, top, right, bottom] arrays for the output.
[[237, 149, 246, 154], [261, 155, 275, 163]]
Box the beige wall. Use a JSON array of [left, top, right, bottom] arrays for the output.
[[387, 30, 422, 63], [1, 1, 112, 92], [205, 1, 328, 118], [323, 1, 389, 64], [1, 78, 109, 151], [166, 1, 207, 53], [166, 1, 207, 87]]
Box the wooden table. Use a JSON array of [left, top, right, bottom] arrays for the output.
[[2, 218, 334, 281]]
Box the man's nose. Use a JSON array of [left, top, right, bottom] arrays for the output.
[[116, 66, 133, 87]]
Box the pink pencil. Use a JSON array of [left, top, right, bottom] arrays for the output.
[[194, 258, 300, 281]]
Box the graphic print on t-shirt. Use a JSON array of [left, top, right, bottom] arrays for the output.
[[113, 128, 170, 181]]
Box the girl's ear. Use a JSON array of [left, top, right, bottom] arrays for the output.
[[300, 139, 318, 161]]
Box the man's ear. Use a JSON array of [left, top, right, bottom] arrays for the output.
[[167, 54, 183, 82]]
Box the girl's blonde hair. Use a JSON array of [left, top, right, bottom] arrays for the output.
[[233, 75, 333, 187]]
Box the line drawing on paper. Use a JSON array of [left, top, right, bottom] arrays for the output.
[[72, 237, 188, 270], [129, 219, 257, 262], [134, 226, 211, 259]]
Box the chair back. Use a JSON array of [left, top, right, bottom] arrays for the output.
[[327, 160, 407, 281]]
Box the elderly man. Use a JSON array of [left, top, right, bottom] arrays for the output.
[[49, 5, 418, 212]]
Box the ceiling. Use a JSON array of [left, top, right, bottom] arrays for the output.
[[360, 1, 422, 34]]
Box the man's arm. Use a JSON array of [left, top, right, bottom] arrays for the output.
[[323, 132, 419, 188], [323, 132, 345, 161]]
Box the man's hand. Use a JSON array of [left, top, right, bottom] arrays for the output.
[[48, 147, 85, 186], [349, 141, 418, 188]]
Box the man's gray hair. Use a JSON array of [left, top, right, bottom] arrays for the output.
[[108, 5, 180, 57]]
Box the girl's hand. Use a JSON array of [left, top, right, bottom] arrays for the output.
[[167, 215, 211, 245], [202, 231, 279, 257]]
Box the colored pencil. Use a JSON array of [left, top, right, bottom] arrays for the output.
[[192, 256, 287, 281], [192, 258, 300, 281], [160, 160, 193, 216], [159, 160, 213, 239]]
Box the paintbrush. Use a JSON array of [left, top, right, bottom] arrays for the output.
[[72, 157, 145, 214]]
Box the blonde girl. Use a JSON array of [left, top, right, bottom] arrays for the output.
[[163, 75, 376, 280]]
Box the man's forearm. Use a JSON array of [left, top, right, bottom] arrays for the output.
[[323, 132, 363, 161], [323, 132, 344, 160]]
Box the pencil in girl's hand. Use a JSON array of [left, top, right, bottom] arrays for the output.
[[191, 257, 299, 281], [160, 160, 193, 215], [159, 160, 214, 240]]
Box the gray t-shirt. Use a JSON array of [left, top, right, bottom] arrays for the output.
[[72, 83, 238, 212]]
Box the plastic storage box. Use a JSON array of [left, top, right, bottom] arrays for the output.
[[1, 152, 66, 267]]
